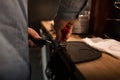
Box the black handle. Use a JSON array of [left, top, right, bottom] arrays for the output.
[[29, 36, 50, 45]]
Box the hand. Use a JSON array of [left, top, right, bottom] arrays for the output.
[[28, 28, 42, 47], [54, 16, 76, 43]]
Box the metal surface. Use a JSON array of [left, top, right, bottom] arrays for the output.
[[40, 29, 48, 80]]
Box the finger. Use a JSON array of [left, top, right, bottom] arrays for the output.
[[28, 39, 34, 47], [28, 28, 41, 39], [55, 31, 62, 43], [65, 24, 73, 40]]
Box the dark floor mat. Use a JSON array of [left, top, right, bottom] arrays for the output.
[[66, 41, 102, 63]]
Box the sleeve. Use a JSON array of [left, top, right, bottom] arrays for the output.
[[57, 0, 87, 21]]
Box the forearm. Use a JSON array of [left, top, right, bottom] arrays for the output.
[[57, 0, 87, 21]]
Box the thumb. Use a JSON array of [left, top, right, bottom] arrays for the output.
[[55, 31, 62, 43]]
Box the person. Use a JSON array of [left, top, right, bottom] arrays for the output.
[[0, 0, 42, 79], [54, 0, 88, 42], [0, 0, 87, 80]]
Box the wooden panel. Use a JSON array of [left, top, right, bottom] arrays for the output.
[[89, 0, 113, 36], [28, 0, 59, 23]]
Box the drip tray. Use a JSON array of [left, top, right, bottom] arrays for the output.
[[66, 41, 102, 63]]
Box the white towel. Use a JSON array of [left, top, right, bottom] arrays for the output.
[[83, 37, 120, 59]]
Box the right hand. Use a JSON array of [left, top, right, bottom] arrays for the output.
[[54, 16, 76, 43]]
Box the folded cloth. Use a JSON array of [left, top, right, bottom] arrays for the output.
[[83, 37, 120, 59]]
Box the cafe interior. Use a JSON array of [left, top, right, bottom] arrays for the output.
[[28, 0, 120, 80]]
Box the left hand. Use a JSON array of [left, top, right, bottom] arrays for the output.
[[28, 28, 41, 47]]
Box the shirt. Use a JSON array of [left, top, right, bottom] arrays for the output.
[[0, 0, 30, 80], [57, 0, 88, 20]]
